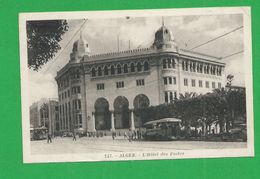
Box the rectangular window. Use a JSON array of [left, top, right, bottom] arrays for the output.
[[73, 99, 81, 110], [136, 79, 145, 86], [218, 82, 222, 89], [173, 77, 176, 85], [164, 92, 168, 103], [169, 92, 173, 102], [212, 82, 216, 89], [68, 90, 70, 97], [163, 77, 168, 85], [97, 83, 105, 90], [199, 80, 203, 87], [116, 81, 124, 88], [206, 81, 209, 88], [184, 78, 188, 86], [72, 86, 81, 94], [78, 114, 82, 128], [174, 92, 177, 99], [191, 79, 196, 87], [169, 77, 172, 84], [78, 100, 81, 110]]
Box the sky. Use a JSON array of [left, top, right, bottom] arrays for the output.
[[28, 14, 244, 105]]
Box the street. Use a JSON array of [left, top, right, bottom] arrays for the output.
[[30, 136, 247, 155]]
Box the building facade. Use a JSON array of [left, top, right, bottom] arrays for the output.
[[29, 99, 59, 135], [55, 24, 226, 133]]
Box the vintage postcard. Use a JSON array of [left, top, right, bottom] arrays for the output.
[[19, 7, 254, 163]]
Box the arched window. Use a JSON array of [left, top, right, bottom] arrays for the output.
[[144, 61, 149, 71], [137, 62, 142, 72], [98, 67, 102, 76], [123, 64, 128, 73], [104, 66, 108, 75], [117, 64, 122, 74], [91, 68, 96, 77], [76, 69, 80, 78], [190, 62, 193, 72], [163, 59, 167, 69], [185, 61, 188, 71], [130, 63, 135, 72], [167, 59, 171, 68], [171, 59, 176, 68], [111, 65, 115, 75]]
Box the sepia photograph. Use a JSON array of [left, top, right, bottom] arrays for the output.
[[19, 7, 254, 163]]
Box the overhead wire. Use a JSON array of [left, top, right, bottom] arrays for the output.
[[189, 26, 243, 50], [42, 19, 88, 74]]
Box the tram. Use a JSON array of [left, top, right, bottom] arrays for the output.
[[30, 127, 48, 140], [143, 118, 182, 141]]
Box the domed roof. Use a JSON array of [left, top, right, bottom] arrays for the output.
[[72, 32, 91, 55], [152, 19, 178, 51], [154, 25, 175, 42], [70, 32, 91, 62]]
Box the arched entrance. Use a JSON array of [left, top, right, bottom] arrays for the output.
[[113, 96, 130, 129], [133, 94, 150, 127], [94, 98, 111, 130]]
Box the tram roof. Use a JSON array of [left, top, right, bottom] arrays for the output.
[[144, 118, 182, 126]]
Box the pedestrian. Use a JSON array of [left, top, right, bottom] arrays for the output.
[[73, 132, 76, 141], [47, 133, 52, 143], [128, 129, 133, 142], [112, 131, 116, 140], [124, 131, 127, 139], [136, 130, 140, 140], [133, 130, 137, 140]]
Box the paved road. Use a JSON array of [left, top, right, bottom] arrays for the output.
[[30, 136, 247, 155]]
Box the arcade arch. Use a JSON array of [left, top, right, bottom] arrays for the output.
[[94, 97, 111, 130], [133, 94, 150, 127], [113, 96, 130, 129]]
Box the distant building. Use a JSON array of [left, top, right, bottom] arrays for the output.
[[55, 22, 226, 133], [29, 99, 59, 135]]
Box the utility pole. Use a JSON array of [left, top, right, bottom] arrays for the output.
[[128, 40, 131, 50], [117, 34, 120, 52]]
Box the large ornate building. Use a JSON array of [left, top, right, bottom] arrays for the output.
[[55, 23, 226, 133]]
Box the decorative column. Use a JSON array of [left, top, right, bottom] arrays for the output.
[[91, 112, 96, 132], [130, 109, 135, 131], [110, 111, 115, 131]]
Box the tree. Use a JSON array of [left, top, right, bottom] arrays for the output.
[[226, 74, 234, 87], [27, 20, 69, 71]]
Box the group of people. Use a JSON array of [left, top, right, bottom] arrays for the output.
[[46, 132, 77, 143], [112, 129, 143, 142], [46, 129, 144, 143]]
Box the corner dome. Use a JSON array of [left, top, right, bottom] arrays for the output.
[[70, 32, 91, 62], [152, 24, 178, 52], [72, 34, 91, 54], [155, 25, 175, 42]]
